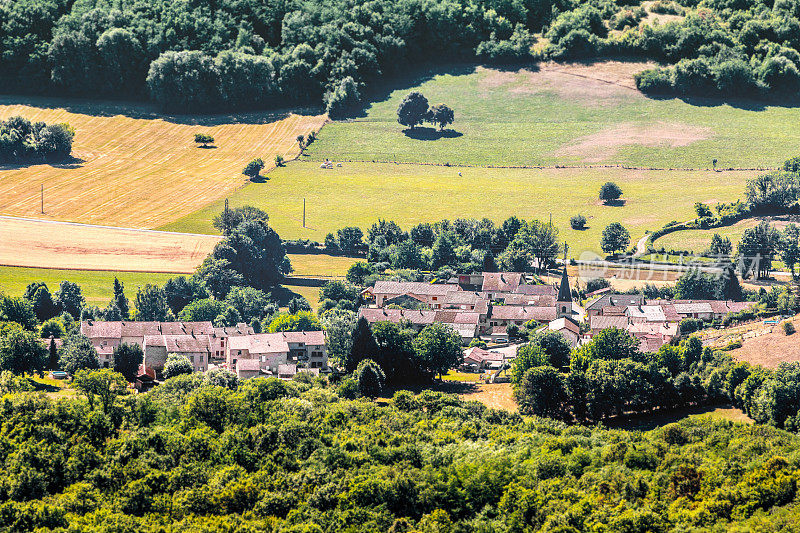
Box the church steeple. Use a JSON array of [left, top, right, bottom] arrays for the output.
[[557, 265, 571, 303], [557, 242, 572, 317]]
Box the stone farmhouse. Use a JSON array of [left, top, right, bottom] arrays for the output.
[[359, 270, 574, 344], [226, 331, 327, 375], [586, 296, 755, 351], [80, 320, 326, 378]]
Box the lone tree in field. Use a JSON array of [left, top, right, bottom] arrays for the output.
[[427, 104, 454, 130], [601, 222, 631, 255], [194, 133, 214, 147], [397, 91, 429, 129], [296, 134, 305, 149], [570, 214, 587, 230], [599, 182, 623, 204], [243, 158, 265, 178]]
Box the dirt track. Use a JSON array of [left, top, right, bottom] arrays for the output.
[[0, 216, 219, 273]]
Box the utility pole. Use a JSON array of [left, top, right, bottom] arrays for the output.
[[41, 184, 44, 214], [303, 198, 306, 228]]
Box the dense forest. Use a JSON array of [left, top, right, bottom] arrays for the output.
[[3, 0, 800, 114], [3, 376, 800, 532]]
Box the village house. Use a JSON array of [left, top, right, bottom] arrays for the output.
[[488, 305, 558, 329], [461, 346, 505, 372], [226, 331, 327, 375], [81, 320, 216, 367], [481, 272, 523, 298], [585, 294, 645, 317], [359, 270, 575, 344], [235, 359, 262, 380], [143, 334, 213, 373], [361, 280, 459, 308], [227, 334, 290, 374], [357, 307, 481, 344], [548, 317, 581, 347]]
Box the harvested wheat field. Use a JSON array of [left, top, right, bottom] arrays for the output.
[[730, 316, 800, 370], [0, 216, 220, 273], [0, 98, 326, 228]]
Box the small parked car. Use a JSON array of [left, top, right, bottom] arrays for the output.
[[50, 371, 69, 380]]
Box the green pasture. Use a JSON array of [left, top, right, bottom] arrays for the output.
[[653, 218, 776, 254], [302, 64, 800, 168], [0, 265, 325, 310], [163, 162, 751, 256], [0, 267, 174, 306]]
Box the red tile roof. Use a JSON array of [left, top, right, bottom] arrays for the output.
[[481, 272, 523, 293], [372, 281, 457, 297], [490, 306, 557, 322], [358, 308, 436, 325]]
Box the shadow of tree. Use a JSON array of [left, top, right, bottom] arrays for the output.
[[603, 199, 627, 207], [402, 127, 463, 140], [0, 155, 86, 171], [0, 95, 323, 126]]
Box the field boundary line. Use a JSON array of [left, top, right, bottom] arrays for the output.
[[300, 158, 774, 172], [0, 215, 224, 239], [0, 263, 195, 275]]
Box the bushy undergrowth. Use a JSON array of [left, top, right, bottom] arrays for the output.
[[2, 380, 800, 531]]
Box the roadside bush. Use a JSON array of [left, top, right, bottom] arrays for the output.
[[784, 321, 796, 335], [672, 58, 715, 95], [758, 56, 800, 94], [635, 68, 673, 94]]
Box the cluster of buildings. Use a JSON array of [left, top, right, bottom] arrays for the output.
[[586, 292, 754, 352], [358, 269, 758, 358], [359, 270, 579, 346], [80, 320, 327, 381]]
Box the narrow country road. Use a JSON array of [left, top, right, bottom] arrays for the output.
[[633, 233, 649, 258]]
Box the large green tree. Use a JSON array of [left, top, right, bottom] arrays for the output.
[[73, 369, 129, 413], [134, 284, 171, 321], [600, 222, 631, 255], [56, 281, 85, 320], [414, 323, 463, 379], [199, 220, 290, 293], [737, 221, 780, 279], [58, 334, 100, 374], [397, 91, 429, 129], [113, 343, 144, 382], [347, 317, 379, 373], [0, 326, 47, 374], [514, 366, 569, 419]]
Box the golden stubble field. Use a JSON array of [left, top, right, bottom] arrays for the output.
[[0, 98, 326, 229]]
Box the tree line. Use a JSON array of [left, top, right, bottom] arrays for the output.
[[512, 323, 800, 435], [5, 0, 800, 114]]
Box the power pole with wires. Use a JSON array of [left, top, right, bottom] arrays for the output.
[[41, 184, 44, 214], [303, 198, 306, 228]]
